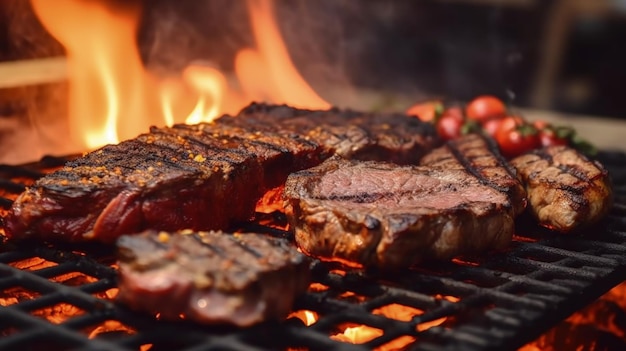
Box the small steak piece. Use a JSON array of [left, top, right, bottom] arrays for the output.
[[116, 230, 310, 327], [284, 157, 517, 269], [420, 133, 527, 216], [510, 146, 613, 232]]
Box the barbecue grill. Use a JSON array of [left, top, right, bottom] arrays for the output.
[[0, 151, 625, 351]]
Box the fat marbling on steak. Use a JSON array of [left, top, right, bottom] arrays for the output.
[[4, 103, 439, 243], [284, 134, 526, 269], [116, 230, 310, 326], [510, 145, 613, 232]]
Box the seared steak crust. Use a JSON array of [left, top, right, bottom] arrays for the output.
[[116, 230, 310, 326], [284, 155, 517, 269], [420, 133, 527, 216], [5, 120, 326, 243], [510, 146, 612, 232], [239, 103, 440, 164], [5, 103, 438, 243]]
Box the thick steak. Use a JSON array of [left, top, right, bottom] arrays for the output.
[[510, 146, 613, 232], [5, 123, 325, 243], [5, 103, 439, 243], [238, 103, 440, 164], [284, 151, 520, 269], [116, 230, 310, 326]]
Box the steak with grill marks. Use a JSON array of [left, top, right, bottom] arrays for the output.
[[419, 133, 527, 216], [116, 230, 310, 326], [4, 103, 439, 243], [284, 135, 525, 269], [510, 146, 613, 232], [238, 102, 440, 164]]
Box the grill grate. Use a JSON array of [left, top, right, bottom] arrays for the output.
[[0, 152, 625, 351]]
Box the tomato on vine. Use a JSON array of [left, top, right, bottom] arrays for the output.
[[465, 95, 507, 123], [495, 116, 540, 158]]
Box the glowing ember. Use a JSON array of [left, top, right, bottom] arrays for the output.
[[0, 287, 42, 307], [255, 186, 286, 214], [520, 281, 626, 350], [289, 310, 319, 326], [32, 303, 84, 324], [332, 325, 383, 344], [309, 282, 330, 292], [50, 271, 98, 286], [87, 320, 137, 339], [11, 257, 57, 271], [374, 303, 422, 322], [29, 0, 329, 153]]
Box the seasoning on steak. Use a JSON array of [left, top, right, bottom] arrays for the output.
[[284, 136, 523, 269], [510, 146, 613, 233], [116, 230, 310, 327], [238, 102, 440, 164], [4, 103, 439, 243]]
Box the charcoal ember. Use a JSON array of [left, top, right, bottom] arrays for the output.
[[510, 146, 613, 233], [284, 135, 522, 269], [116, 230, 310, 327], [4, 103, 439, 244]]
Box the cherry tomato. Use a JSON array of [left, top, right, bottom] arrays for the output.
[[482, 117, 504, 137], [532, 120, 551, 130], [406, 101, 443, 123], [495, 116, 540, 158], [538, 129, 569, 147], [532, 120, 571, 147], [436, 112, 464, 140], [442, 106, 464, 120], [466, 95, 507, 123]]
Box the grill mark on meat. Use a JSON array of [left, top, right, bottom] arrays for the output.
[[191, 232, 229, 258], [510, 146, 612, 233], [148, 234, 170, 250], [421, 134, 527, 216], [5, 103, 439, 243], [226, 234, 263, 258], [116, 230, 310, 327], [446, 135, 514, 194], [323, 192, 387, 203], [284, 155, 517, 269], [147, 129, 249, 165]]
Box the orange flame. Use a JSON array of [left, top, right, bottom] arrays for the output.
[[30, 0, 328, 151], [329, 302, 449, 350], [235, 0, 330, 109], [30, 0, 161, 150]]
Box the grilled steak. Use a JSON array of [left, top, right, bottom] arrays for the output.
[[419, 133, 527, 216], [116, 230, 310, 326], [284, 135, 523, 269], [510, 146, 612, 232], [4, 103, 439, 243], [4, 124, 325, 243], [238, 103, 440, 164]]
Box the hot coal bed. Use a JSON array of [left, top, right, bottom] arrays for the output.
[[0, 150, 625, 351]]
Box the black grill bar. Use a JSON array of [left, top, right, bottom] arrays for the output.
[[0, 151, 625, 350]]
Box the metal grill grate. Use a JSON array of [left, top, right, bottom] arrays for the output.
[[0, 152, 625, 351]]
